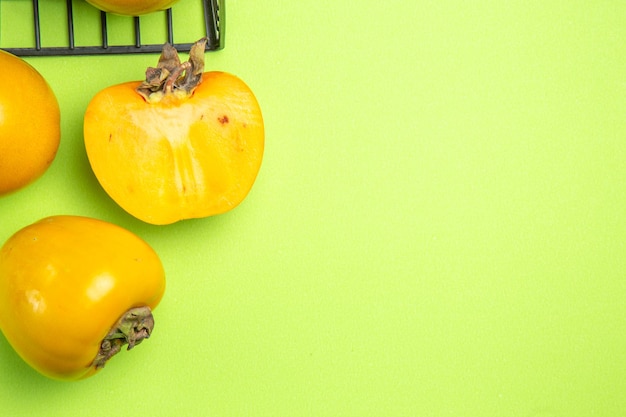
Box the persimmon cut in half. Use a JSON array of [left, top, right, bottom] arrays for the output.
[[84, 38, 264, 225]]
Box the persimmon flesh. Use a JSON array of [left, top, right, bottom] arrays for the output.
[[84, 40, 264, 225]]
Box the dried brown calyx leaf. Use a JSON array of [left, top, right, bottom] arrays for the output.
[[136, 37, 208, 102], [91, 306, 155, 370]]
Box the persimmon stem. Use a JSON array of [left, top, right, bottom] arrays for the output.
[[164, 61, 192, 94], [136, 38, 208, 102], [91, 306, 155, 370]]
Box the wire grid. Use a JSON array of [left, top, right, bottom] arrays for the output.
[[0, 0, 223, 56]]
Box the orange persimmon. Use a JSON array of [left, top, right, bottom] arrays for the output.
[[0, 216, 165, 380], [85, 0, 181, 16], [83, 39, 264, 225], [0, 49, 60, 196]]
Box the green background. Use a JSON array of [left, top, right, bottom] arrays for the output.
[[1, 0, 625, 415]]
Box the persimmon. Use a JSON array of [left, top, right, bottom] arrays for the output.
[[0, 49, 60, 196], [85, 0, 181, 16], [83, 39, 264, 225], [0, 216, 165, 380]]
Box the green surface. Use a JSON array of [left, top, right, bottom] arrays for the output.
[[1, 0, 625, 415]]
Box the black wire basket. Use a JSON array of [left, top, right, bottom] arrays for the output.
[[0, 0, 223, 56]]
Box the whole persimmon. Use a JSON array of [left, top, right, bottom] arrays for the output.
[[0, 216, 165, 380], [85, 0, 181, 16], [84, 39, 264, 225], [0, 49, 60, 196]]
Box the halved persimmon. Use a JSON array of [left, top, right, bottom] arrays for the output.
[[83, 39, 264, 225]]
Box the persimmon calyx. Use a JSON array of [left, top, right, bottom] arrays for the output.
[[136, 37, 208, 102], [91, 306, 155, 369]]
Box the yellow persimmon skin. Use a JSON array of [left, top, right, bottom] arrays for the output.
[[84, 72, 264, 225], [0, 216, 165, 380], [0, 49, 60, 196], [85, 0, 180, 16]]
